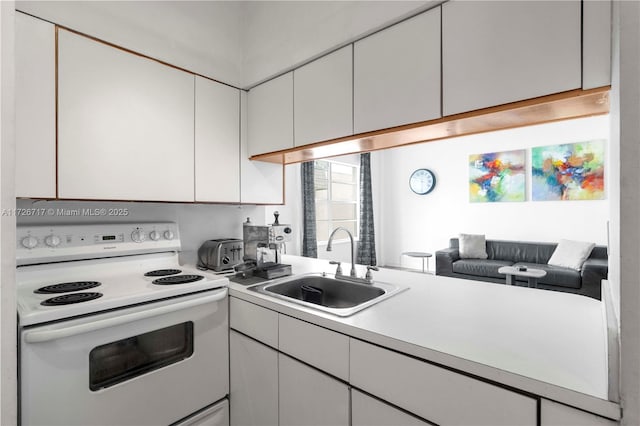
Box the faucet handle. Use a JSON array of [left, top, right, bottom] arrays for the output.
[[365, 266, 379, 282], [329, 261, 343, 276]]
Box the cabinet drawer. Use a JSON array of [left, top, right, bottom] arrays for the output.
[[350, 339, 537, 426], [541, 399, 617, 426], [352, 390, 428, 426], [229, 298, 278, 347], [278, 314, 349, 380]]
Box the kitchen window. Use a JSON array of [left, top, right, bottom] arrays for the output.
[[314, 159, 360, 243]]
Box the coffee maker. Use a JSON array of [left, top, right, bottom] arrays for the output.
[[242, 212, 293, 279]]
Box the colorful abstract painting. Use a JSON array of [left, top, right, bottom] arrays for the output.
[[532, 140, 605, 201], [469, 149, 525, 203]]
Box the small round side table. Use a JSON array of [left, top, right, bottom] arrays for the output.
[[401, 251, 433, 273]]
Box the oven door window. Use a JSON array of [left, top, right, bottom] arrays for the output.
[[89, 322, 194, 391]]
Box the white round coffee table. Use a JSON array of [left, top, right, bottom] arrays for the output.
[[401, 252, 432, 273], [498, 266, 547, 288]]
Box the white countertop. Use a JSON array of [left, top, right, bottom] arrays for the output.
[[227, 255, 620, 420]]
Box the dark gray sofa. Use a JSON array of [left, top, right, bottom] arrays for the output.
[[435, 238, 608, 300]]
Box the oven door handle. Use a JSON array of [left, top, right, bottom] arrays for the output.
[[23, 289, 227, 343]]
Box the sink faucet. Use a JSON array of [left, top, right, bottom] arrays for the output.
[[326, 227, 357, 278]]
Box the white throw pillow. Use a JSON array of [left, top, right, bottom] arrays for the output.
[[458, 234, 488, 259], [547, 239, 596, 271]]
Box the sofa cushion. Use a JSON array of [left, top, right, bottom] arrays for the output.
[[458, 234, 488, 259], [453, 259, 513, 279], [486, 240, 556, 264], [547, 239, 595, 271], [511, 263, 582, 289]]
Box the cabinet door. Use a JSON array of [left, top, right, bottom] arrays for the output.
[[247, 72, 293, 156], [240, 91, 284, 204], [352, 390, 429, 426], [583, 0, 612, 90], [350, 339, 537, 426], [229, 331, 278, 426], [541, 399, 618, 426], [442, 0, 581, 116], [57, 29, 195, 201], [195, 76, 240, 203], [278, 314, 349, 380], [15, 13, 56, 198], [354, 7, 441, 134], [279, 354, 349, 426], [294, 46, 353, 146]]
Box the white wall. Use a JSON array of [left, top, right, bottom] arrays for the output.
[[377, 116, 611, 270], [616, 0, 640, 424], [17, 1, 435, 89], [242, 1, 434, 87], [15, 199, 265, 266], [16, 1, 246, 87], [0, 2, 17, 424]]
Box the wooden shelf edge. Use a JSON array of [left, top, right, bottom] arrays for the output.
[[250, 87, 611, 165]]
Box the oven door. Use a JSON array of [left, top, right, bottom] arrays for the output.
[[20, 289, 228, 426]]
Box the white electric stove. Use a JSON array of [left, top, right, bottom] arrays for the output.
[[17, 222, 230, 426]]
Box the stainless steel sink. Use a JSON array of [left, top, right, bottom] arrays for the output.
[[248, 272, 408, 316]]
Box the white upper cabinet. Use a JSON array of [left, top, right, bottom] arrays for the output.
[[241, 92, 284, 204], [294, 45, 353, 146], [354, 7, 441, 134], [195, 76, 240, 203], [583, 0, 612, 90], [57, 30, 195, 201], [15, 13, 56, 198], [248, 72, 294, 157], [442, 0, 581, 116]]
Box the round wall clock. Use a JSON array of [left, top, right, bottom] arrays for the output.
[[409, 168, 436, 195]]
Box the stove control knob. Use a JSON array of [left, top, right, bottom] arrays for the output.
[[149, 230, 160, 241], [131, 230, 146, 243], [163, 230, 174, 240], [21, 236, 38, 249], [44, 235, 61, 248]]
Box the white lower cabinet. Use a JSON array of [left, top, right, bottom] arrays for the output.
[[350, 339, 537, 426], [278, 314, 349, 381], [176, 400, 229, 426], [278, 353, 350, 426], [229, 330, 278, 426], [541, 399, 618, 426], [351, 389, 428, 426]]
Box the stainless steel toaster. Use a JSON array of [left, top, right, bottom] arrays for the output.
[[197, 239, 243, 272]]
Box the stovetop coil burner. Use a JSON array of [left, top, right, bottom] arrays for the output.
[[152, 275, 204, 285], [41, 292, 103, 306], [144, 269, 182, 277], [35, 281, 101, 294]]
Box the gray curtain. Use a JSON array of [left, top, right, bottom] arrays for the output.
[[301, 161, 318, 258], [357, 153, 377, 266]]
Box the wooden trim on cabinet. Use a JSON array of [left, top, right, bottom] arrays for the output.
[[16, 196, 282, 206], [54, 25, 241, 91], [250, 86, 611, 165]]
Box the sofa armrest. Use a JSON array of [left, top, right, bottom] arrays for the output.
[[436, 248, 460, 276], [581, 258, 608, 300]]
